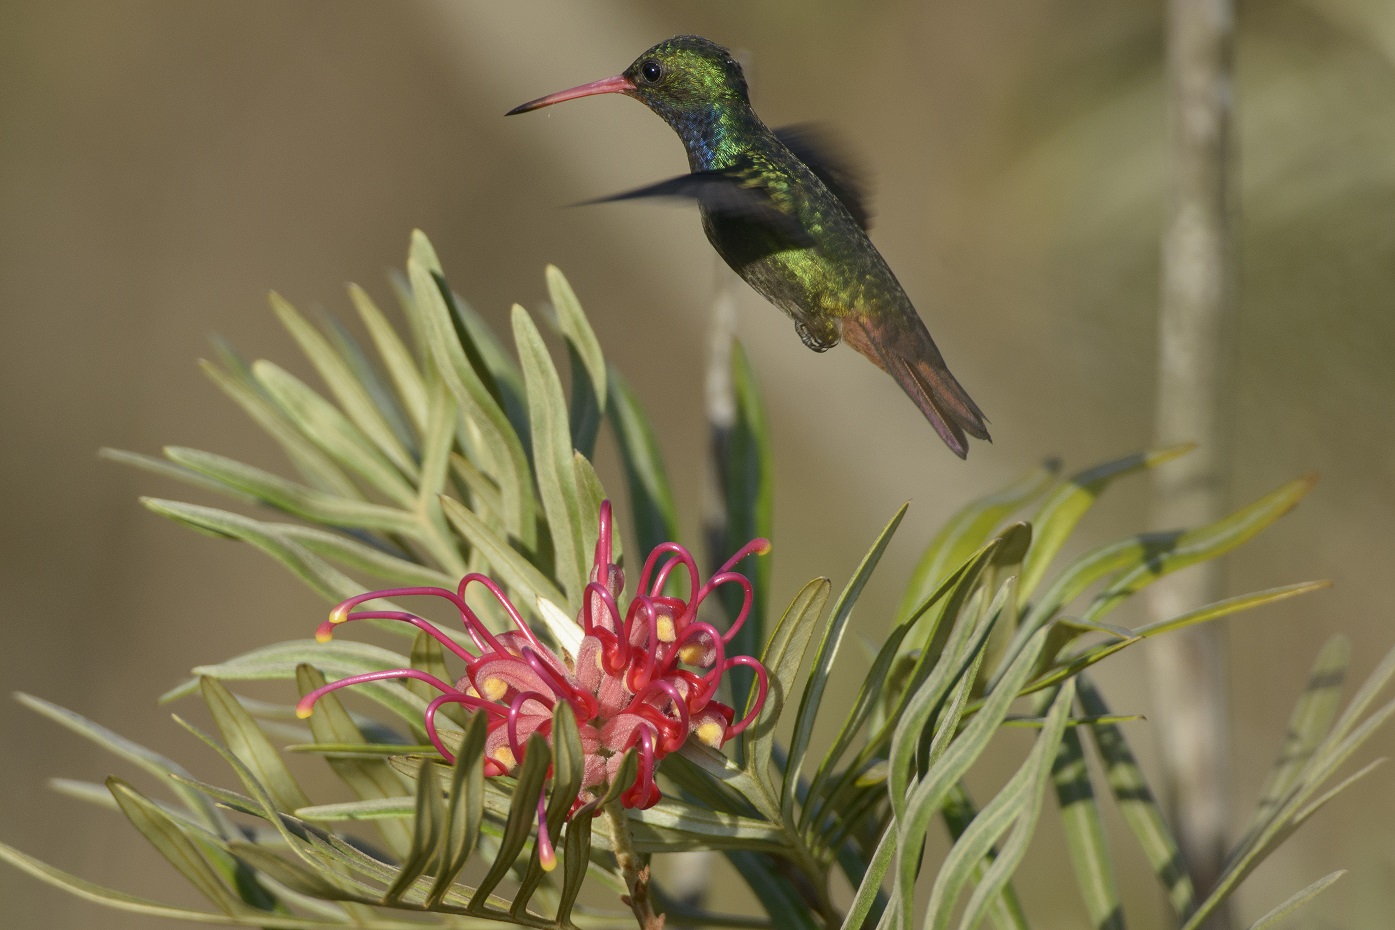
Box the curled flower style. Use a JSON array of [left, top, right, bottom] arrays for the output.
[[297, 501, 770, 838]]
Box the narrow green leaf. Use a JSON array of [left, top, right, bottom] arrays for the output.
[[439, 495, 567, 610], [296, 797, 415, 821], [470, 733, 552, 908], [108, 778, 246, 915], [891, 628, 1049, 929], [1019, 445, 1193, 601], [1326, 636, 1395, 745], [1245, 871, 1345, 930], [1081, 476, 1317, 624], [284, 743, 434, 757], [784, 506, 906, 822], [253, 360, 417, 508], [457, 308, 533, 472], [15, 693, 226, 835], [1187, 684, 1395, 930], [100, 448, 259, 503], [742, 577, 831, 808], [547, 265, 607, 458], [409, 257, 535, 546], [513, 304, 585, 606], [896, 460, 1058, 626], [270, 292, 416, 477], [1135, 582, 1330, 639], [556, 801, 597, 924], [671, 741, 768, 817], [956, 683, 1076, 930], [1293, 758, 1385, 827], [1077, 676, 1194, 919], [514, 702, 585, 914], [624, 796, 788, 851], [227, 842, 368, 904], [607, 365, 679, 557], [1052, 725, 1123, 930], [887, 582, 1002, 823], [803, 543, 997, 835], [927, 759, 1034, 930], [281, 524, 455, 588], [184, 639, 430, 727], [717, 340, 775, 676], [173, 715, 368, 900], [1240, 636, 1349, 851], [404, 629, 454, 717], [448, 451, 506, 520], [415, 378, 466, 575], [200, 356, 360, 499], [0, 840, 370, 929], [200, 678, 311, 814], [383, 760, 446, 904], [428, 712, 488, 906], [840, 828, 896, 930], [1023, 581, 1330, 705], [295, 665, 413, 857], [349, 282, 429, 433], [140, 499, 366, 603], [573, 450, 615, 568], [160, 452, 422, 534], [322, 313, 418, 457], [940, 785, 1031, 930]]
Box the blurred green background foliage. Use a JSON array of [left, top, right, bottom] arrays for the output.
[[2, 1, 1392, 927]]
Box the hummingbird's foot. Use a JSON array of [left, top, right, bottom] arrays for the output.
[[795, 318, 841, 353]]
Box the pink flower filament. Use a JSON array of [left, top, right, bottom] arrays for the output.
[[297, 501, 770, 823]]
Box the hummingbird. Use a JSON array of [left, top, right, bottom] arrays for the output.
[[508, 35, 989, 458]]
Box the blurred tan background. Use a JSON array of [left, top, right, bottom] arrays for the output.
[[3, 2, 1394, 928]]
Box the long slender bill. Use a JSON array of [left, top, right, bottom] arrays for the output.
[[506, 74, 636, 115]]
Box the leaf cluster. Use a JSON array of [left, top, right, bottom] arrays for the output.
[[5, 233, 1391, 930]]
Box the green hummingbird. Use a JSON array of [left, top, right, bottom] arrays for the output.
[[508, 35, 989, 457]]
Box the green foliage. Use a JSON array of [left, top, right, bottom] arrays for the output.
[[7, 232, 1390, 930]]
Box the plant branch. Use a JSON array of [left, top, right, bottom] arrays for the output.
[[603, 798, 666, 930], [1149, 0, 1238, 924]]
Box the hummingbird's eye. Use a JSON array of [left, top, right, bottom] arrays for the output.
[[640, 60, 663, 83]]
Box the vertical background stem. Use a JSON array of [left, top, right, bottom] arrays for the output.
[[1148, 0, 1237, 926]]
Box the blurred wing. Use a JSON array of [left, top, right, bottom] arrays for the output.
[[577, 169, 814, 247], [775, 123, 872, 229]]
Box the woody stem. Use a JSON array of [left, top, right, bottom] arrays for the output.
[[602, 796, 665, 930]]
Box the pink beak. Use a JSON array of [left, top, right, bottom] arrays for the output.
[[506, 74, 637, 115]]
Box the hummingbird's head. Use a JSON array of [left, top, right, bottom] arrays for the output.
[[507, 36, 750, 130]]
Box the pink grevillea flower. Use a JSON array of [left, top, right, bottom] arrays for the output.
[[297, 501, 769, 853]]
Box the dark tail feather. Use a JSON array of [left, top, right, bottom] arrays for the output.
[[843, 317, 990, 459]]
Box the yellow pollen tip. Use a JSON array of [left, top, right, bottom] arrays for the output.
[[492, 746, 517, 769], [657, 616, 676, 642], [696, 720, 726, 748], [481, 677, 509, 701], [755, 540, 772, 556], [678, 643, 706, 665], [328, 607, 349, 624], [315, 630, 334, 644], [295, 706, 314, 720], [540, 850, 558, 872]]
